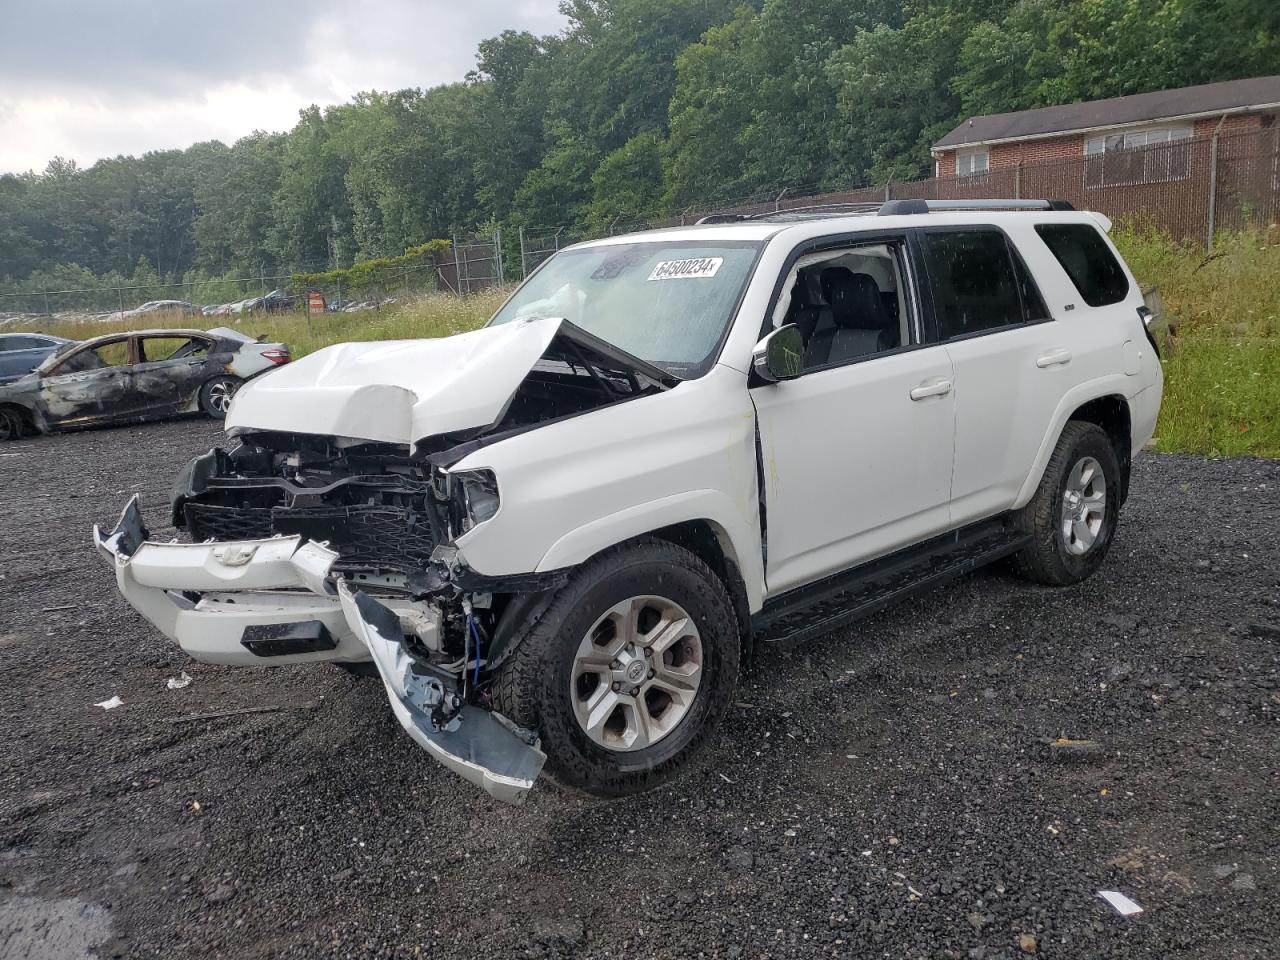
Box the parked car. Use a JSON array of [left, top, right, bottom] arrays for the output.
[[0, 333, 72, 385], [117, 300, 203, 319], [0, 327, 289, 440], [95, 199, 1162, 804]]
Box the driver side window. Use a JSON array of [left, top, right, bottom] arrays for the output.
[[776, 240, 914, 372]]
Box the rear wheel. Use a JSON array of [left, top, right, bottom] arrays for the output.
[[492, 538, 740, 797], [199, 375, 241, 419], [1013, 421, 1121, 585]]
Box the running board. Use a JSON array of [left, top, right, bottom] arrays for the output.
[[753, 520, 1031, 645]]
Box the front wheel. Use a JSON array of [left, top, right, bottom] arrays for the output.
[[492, 538, 740, 797], [1013, 421, 1122, 585], [0, 409, 22, 442], [199, 375, 241, 419]]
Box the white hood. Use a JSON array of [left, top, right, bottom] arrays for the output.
[[226, 317, 563, 445]]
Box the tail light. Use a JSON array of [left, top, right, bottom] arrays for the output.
[[260, 349, 291, 365]]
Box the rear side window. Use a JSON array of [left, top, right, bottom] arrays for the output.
[[2, 336, 50, 350], [918, 230, 1033, 339], [1035, 224, 1129, 306]]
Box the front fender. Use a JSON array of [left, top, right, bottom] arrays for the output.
[[533, 489, 765, 611]]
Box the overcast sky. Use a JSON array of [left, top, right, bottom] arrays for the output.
[[0, 0, 568, 175]]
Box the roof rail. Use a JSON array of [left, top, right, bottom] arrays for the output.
[[694, 213, 750, 225], [878, 199, 1075, 216]]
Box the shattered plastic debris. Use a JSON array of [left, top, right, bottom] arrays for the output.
[[94, 696, 123, 710], [166, 671, 193, 690], [1098, 890, 1143, 916]]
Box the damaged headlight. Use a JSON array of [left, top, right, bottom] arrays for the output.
[[454, 469, 500, 531]]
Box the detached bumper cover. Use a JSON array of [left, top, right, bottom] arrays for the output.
[[338, 583, 545, 804], [94, 495, 545, 804]]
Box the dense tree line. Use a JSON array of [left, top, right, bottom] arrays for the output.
[[1, 0, 1276, 290]]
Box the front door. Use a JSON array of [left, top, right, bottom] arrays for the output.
[[39, 337, 136, 426], [750, 236, 956, 596]]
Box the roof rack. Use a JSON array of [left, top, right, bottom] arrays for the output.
[[693, 197, 1074, 226], [877, 198, 1075, 215]]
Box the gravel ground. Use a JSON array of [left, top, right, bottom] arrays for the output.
[[0, 418, 1277, 960]]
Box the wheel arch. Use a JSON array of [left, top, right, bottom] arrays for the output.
[[0, 400, 40, 435], [1066, 394, 1132, 502], [1013, 379, 1135, 509]]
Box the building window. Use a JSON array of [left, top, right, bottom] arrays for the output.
[[1084, 125, 1193, 187], [956, 149, 989, 177]]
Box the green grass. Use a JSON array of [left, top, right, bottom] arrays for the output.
[[14, 230, 1280, 458], [1113, 227, 1280, 457], [31, 289, 506, 359]]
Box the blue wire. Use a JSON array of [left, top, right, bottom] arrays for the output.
[[467, 615, 482, 686]]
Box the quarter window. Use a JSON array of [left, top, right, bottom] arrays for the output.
[[1034, 224, 1130, 307], [918, 230, 1038, 339]]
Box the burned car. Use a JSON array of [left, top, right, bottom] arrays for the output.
[[0, 327, 289, 440], [95, 200, 1163, 804]]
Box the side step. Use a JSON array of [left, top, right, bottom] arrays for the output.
[[753, 520, 1031, 645]]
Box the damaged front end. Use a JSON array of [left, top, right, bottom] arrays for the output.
[[94, 491, 547, 804], [93, 318, 674, 803]]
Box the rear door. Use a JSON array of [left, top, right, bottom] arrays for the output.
[[913, 227, 1062, 524], [39, 336, 138, 425], [133, 334, 214, 414]]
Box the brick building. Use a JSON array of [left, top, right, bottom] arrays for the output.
[[932, 76, 1280, 185]]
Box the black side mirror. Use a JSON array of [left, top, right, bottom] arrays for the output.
[[752, 324, 804, 383]]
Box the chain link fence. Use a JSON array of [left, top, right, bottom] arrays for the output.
[[5, 127, 1276, 326]]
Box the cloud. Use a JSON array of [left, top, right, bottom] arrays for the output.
[[0, 0, 568, 173]]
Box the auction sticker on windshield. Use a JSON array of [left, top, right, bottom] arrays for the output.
[[648, 257, 723, 281]]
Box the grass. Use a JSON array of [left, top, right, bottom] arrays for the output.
[[1113, 227, 1280, 457], [14, 229, 1280, 458], [30, 288, 507, 359]]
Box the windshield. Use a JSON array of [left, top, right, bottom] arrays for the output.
[[489, 240, 762, 377]]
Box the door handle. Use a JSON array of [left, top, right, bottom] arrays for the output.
[[909, 378, 952, 401], [1036, 348, 1072, 368]]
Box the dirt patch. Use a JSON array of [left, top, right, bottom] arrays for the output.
[[0, 419, 1276, 958]]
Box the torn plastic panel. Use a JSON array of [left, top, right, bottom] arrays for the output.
[[338, 582, 545, 804]]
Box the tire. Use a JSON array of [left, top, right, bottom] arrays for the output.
[[0, 408, 23, 442], [492, 537, 740, 797], [199, 375, 241, 419], [1013, 421, 1122, 586]]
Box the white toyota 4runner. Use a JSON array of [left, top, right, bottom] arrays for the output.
[[95, 199, 1163, 804]]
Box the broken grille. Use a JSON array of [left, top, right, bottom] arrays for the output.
[[184, 502, 437, 573]]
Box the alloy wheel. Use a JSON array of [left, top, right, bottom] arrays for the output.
[[209, 379, 237, 414], [570, 595, 703, 752], [1061, 455, 1106, 555]]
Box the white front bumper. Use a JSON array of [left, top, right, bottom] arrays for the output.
[[93, 496, 545, 803], [94, 501, 374, 667]]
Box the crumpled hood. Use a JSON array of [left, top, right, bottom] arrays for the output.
[[226, 316, 564, 445]]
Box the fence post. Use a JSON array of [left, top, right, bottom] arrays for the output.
[[884, 178, 891, 202], [1014, 161, 1022, 199], [774, 189, 787, 212], [42, 287, 50, 315], [1206, 129, 1221, 252], [117, 286, 125, 320], [519, 226, 527, 279], [494, 226, 505, 285], [453, 236, 464, 295]]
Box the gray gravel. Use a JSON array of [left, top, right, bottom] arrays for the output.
[[0, 418, 1277, 960]]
